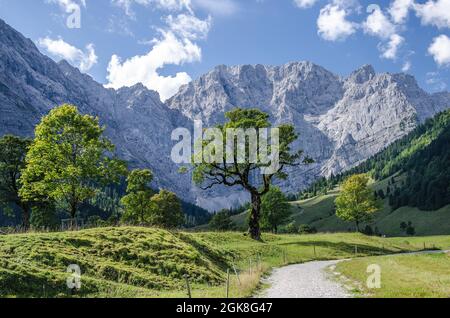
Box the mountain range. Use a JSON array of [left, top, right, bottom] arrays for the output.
[[1, 18, 449, 211]]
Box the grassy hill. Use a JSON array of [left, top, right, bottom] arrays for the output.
[[2, 227, 449, 298], [230, 175, 450, 237], [290, 176, 450, 237]]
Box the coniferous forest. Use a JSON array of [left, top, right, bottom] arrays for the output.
[[299, 110, 450, 211]]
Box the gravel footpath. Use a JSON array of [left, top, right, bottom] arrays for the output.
[[260, 250, 449, 298], [260, 260, 350, 298]]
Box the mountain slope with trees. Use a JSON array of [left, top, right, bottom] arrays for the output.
[[292, 109, 450, 236], [300, 109, 450, 210], [2, 18, 450, 211]]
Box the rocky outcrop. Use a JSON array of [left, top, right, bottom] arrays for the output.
[[167, 63, 450, 208], [0, 18, 194, 202], [1, 18, 449, 210]]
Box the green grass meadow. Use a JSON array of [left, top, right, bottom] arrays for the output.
[[231, 176, 450, 237], [1, 227, 450, 298], [335, 251, 450, 298]]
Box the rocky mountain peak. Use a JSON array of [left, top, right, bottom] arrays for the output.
[[168, 60, 450, 209], [347, 64, 376, 84], [1, 19, 450, 210]]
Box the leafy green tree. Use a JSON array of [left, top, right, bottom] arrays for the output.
[[400, 221, 416, 236], [148, 190, 184, 228], [0, 135, 32, 229], [30, 204, 57, 230], [335, 174, 380, 232], [192, 108, 311, 240], [298, 224, 317, 234], [400, 221, 408, 232], [209, 210, 235, 231], [406, 221, 416, 236], [362, 225, 374, 236], [19, 104, 127, 219], [283, 221, 298, 234], [120, 169, 154, 224], [261, 187, 292, 233]]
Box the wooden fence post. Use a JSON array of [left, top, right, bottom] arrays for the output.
[[232, 262, 241, 285], [185, 275, 192, 299], [226, 269, 230, 298]]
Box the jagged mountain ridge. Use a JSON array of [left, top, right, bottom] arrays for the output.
[[0, 18, 194, 201], [1, 18, 449, 211], [167, 63, 450, 209]]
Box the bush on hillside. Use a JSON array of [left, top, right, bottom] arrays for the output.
[[298, 224, 317, 235]]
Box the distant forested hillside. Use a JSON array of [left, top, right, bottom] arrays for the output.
[[300, 110, 450, 211]]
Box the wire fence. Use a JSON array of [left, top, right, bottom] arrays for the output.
[[178, 239, 449, 298], [1, 229, 448, 299]]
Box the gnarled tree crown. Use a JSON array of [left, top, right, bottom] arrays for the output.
[[192, 108, 312, 196]]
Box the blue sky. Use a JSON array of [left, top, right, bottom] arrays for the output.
[[0, 0, 449, 100]]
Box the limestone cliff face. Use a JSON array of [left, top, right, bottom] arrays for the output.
[[0, 18, 194, 202], [1, 18, 449, 210], [167, 63, 450, 209]]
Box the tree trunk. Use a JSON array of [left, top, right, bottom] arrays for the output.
[[249, 192, 262, 241], [70, 185, 78, 220], [70, 201, 77, 219], [355, 220, 360, 232], [20, 204, 30, 231]]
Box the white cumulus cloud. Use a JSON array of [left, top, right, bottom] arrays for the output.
[[402, 60, 411, 72], [414, 0, 450, 29], [317, 4, 357, 41], [165, 13, 211, 40], [363, 6, 397, 39], [105, 31, 200, 101], [389, 0, 414, 24], [380, 34, 404, 59], [107, 0, 213, 100], [38, 37, 98, 72], [363, 5, 405, 60], [428, 34, 450, 66]]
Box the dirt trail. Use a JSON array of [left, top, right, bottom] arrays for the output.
[[260, 250, 449, 298], [260, 260, 349, 298]]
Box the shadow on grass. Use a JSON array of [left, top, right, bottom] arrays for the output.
[[175, 233, 234, 271]]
